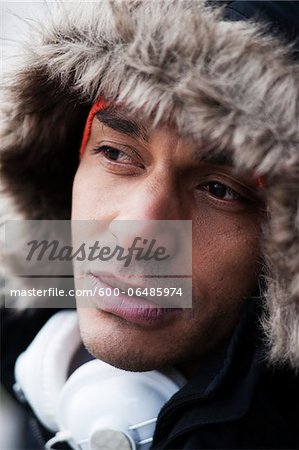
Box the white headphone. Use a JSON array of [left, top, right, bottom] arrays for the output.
[[14, 311, 185, 450]]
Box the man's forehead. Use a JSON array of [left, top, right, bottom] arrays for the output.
[[95, 105, 234, 167]]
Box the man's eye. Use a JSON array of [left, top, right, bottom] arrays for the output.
[[200, 182, 243, 201], [92, 145, 133, 163]]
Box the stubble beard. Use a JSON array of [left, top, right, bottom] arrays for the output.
[[78, 294, 245, 373]]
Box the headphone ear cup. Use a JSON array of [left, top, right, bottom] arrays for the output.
[[15, 311, 185, 449], [14, 311, 81, 431], [56, 359, 185, 447]]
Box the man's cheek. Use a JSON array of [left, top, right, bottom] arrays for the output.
[[72, 166, 130, 219], [192, 229, 260, 298]]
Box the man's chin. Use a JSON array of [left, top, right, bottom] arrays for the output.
[[76, 306, 187, 372], [81, 336, 165, 372], [81, 330, 167, 372]]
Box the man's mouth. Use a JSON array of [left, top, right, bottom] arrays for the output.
[[82, 271, 182, 327]]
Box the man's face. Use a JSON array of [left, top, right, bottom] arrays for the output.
[[72, 108, 263, 373]]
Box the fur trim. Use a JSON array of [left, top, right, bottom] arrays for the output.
[[1, 0, 299, 367]]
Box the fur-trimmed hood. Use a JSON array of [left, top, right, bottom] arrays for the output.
[[1, 0, 299, 368]]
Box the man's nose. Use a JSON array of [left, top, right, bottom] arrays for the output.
[[108, 176, 182, 255], [115, 175, 182, 222]]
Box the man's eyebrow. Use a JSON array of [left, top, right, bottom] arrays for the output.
[[95, 108, 149, 143]]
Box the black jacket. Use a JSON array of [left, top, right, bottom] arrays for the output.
[[152, 302, 298, 449], [1, 302, 298, 449]]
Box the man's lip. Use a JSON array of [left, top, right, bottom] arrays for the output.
[[91, 271, 158, 305], [89, 271, 143, 289], [88, 273, 181, 326], [87, 271, 159, 300], [85, 271, 186, 309]]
